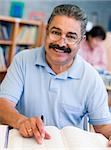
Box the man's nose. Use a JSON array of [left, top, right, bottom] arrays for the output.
[[58, 34, 67, 45]]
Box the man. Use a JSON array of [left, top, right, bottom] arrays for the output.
[[0, 4, 111, 145], [79, 25, 107, 69]]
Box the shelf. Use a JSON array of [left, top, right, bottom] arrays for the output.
[[0, 40, 12, 45], [20, 19, 42, 26], [16, 42, 35, 46], [0, 16, 15, 22]]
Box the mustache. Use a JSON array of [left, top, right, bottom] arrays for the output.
[[49, 43, 71, 53]]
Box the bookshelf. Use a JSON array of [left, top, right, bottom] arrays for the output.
[[0, 16, 44, 82]]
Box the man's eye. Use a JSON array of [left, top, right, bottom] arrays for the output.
[[51, 30, 61, 35], [67, 35, 77, 40]]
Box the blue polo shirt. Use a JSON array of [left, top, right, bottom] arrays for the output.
[[0, 47, 111, 129]]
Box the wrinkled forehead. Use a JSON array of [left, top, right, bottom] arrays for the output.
[[47, 15, 82, 37]]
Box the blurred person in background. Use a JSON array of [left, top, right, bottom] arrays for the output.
[[79, 25, 107, 70]]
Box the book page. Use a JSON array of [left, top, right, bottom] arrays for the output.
[[8, 126, 65, 150], [61, 126, 108, 150], [0, 125, 9, 148]]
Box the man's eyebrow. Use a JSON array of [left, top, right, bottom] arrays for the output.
[[68, 32, 78, 36], [50, 26, 61, 31]]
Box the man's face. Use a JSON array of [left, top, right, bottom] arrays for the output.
[[45, 16, 83, 66]]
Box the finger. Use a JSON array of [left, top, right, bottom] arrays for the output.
[[35, 117, 51, 140], [33, 127, 43, 144], [19, 123, 29, 138], [30, 117, 44, 144], [44, 131, 51, 139], [36, 117, 46, 140], [27, 128, 33, 136], [40, 128, 45, 139], [36, 117, 44, 132], [25, 119, 33, 137]]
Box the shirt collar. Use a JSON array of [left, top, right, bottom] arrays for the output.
[[35, 46, 46, 67], [34, 47, 84, 80], [67, 55, 84, 79]]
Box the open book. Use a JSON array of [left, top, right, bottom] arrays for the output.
[[7, 126, 109, 150], [0, 124, 9, 148]]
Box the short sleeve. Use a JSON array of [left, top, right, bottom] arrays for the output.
[[87, 73, 111, 125], [0, 53, 24, 103]]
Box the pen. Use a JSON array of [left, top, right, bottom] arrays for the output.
[[41, 115, 44, 123], [41, 115, 45, 140]]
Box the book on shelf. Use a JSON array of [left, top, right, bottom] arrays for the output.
[[0, 125, 109, 149], [27, 26, 38, 43], [16, 25, 38, 44], [0, 46, 6, 71], [1, 25, 9, 40], [16, 26, 28, 43], [0, 21, 12, 40]]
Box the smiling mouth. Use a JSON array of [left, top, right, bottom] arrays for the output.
[[53, 48, 65, 53]]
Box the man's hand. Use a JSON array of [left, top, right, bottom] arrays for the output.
[[94, 124, 111, 147], [17, 116, 51, 144]]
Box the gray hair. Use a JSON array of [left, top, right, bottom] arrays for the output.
[[47, 4, 88, 37]]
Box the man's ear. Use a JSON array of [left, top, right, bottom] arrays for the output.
[[77, 35, 86, 49], [46, 24, 49, 33], [43, 24, 48, 40], [81, 35, 86, 42]]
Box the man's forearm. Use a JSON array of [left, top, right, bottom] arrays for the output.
[[0, 98, 27, 129], [94, 124, 111, 139]]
